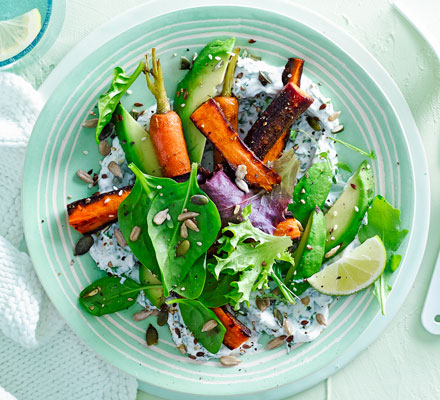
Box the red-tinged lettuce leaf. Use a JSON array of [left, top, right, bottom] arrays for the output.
[[201, 169, 289, 234]]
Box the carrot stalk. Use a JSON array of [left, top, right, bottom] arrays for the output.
[[67, 186, 132, 234], [273, 218, 301, 240], [212, 306, 251, 350], [191, 99, 281, 192], [144, 49, 191, 178]]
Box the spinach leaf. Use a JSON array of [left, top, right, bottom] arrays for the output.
[[95, 61, 145, 142], [198, 269, 237, 308], [173, 254, 207, 300], [147, 163, 221, 295], [79, 275, 161, 316], [118, 163, 177, 276], [358, 195, 408, 314], [173, 299, 226, 354]]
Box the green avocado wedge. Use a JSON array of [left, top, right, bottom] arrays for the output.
[[324, 160, 374, 254], [114, 104, 162, 176], [286, 207, 326, 295], [139, 265, 164, 308], [289, 162, 333, 226], [174, 38, 236, 163]]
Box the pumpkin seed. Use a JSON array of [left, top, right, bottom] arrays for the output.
[[108, 161, 123, 178], [146, 324, 159, 346], [265, 335, 287, 350], [190, 194, 209, 206], [235, 178, 249, 193], [274, 308, 283, 326], [180, 56, 191, 70], [258, 71, 272, 86], [76, 169, 94, 184], [153, 208, 169, 225], [301, 296, 310, 306], [98, 140, 111, 156], [220, 355, 242, 366], [129, 226, 141, 242], [180, 222, 188, 238], [132, 308, 155, 322], [157, 304, 169, 326], [250, 54, 262, 61], [306, 116, 322, 131], [98, 122, 114, 141], [74, 235, 94, 256], [325, 244, 341, 259], [177, 211, 199, 221], [185, 218, 199, 232], [328, 111, 341, 122], [256, 296, 270, 312], [201, 319, 218, 332], [235, 164, 247, 180], [331, 124, 344, 133], [114, 227, 127, 247], [176, 240, 190, 257], [316, 313, 327, 326], [177, 343, 187, 354], [82, 118, 98, 128], [284, 319, 294, 336]]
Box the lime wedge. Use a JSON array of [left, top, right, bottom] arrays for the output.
[[308, 236, 386, 296], [0, 8, 41, 62]]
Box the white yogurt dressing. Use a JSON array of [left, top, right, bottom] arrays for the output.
[[88, 55, 353, 361]]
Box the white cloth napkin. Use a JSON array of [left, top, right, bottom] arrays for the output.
[[0, 72, 138, 400]]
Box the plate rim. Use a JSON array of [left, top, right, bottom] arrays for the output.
[[26, 1, 430, 398]]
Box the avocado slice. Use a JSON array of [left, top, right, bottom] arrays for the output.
[[114, 104, 162, 176], [289, 207, 326, 295], [139, 265, 164, 308], [324, 161, 374, 254], [289, 162, 333, 226], [174, 38, 236, 163]]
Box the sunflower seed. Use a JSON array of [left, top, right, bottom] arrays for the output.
[[146, 324, 159, 346], [180, 56, 191, 70], [108, 161, 123, 178], [274, 308, 283, 326], [157, 304, 169, 326], [177, 343, 187, 354], [324, 244, 341, 259], [235, 164, 247, 180], [74, 235, 94, 256], [176, 240, 190, 257], [180, 222, 188, 238], [284, 319, 294, 336], [114, 227, 127, 247], [306, 116, 322, 131], [153, 208, 169, 225], [256, 297, 270, 312], [301, 296, 310, 306], [202, 319, 218, 332], [185, 218, 199, 232], [98, 122, 114, 141], [77, 169, 94, 184], [235, 178, 249, 193], [82, 287, 99, 298], [258, 71, 272, 86], [98, 140, 111, 156], [331, 124, 344, 133], [296, 220, 304, 232], [190, 194, 209, 206], [220, 355, 242, 367], [82, 118, 98, 128], [328, 111, 341, 122], [177, 211, 199, 221], [265, 335, 287, 350], [316, 313, 327, 326], [129, 226, 141, 242], [132, 308, 155, 322]]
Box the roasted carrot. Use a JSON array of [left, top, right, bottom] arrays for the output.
[[263, 58, 305, 164], [191, 99, 281, 192], [274, 218, 301, 240], [67, 186, 132, 234], [145, 48, 191, 178], [213, 48, 240, 165], [212, 306, 251, 350]]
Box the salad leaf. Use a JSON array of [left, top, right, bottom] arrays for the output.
[[198, 269, 238, 308], [358, 195, 408, 314], [147, 163, 221, 295], [327, 136, 376, 159], [173, 255, 207, 300], [214, 209, 295, 306], [95, 61, 145, 142], [118, 163, 177, 276], [201, 169, 289, 234], [272, 148, 300, 196], [172, 299, 226, 354], [79, 275, 161, 316]]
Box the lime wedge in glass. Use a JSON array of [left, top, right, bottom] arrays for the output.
[[308, 236, 387, 296], [0, 8, 41, 62]]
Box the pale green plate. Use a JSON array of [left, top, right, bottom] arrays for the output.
[[23, 1, 429, 399]]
